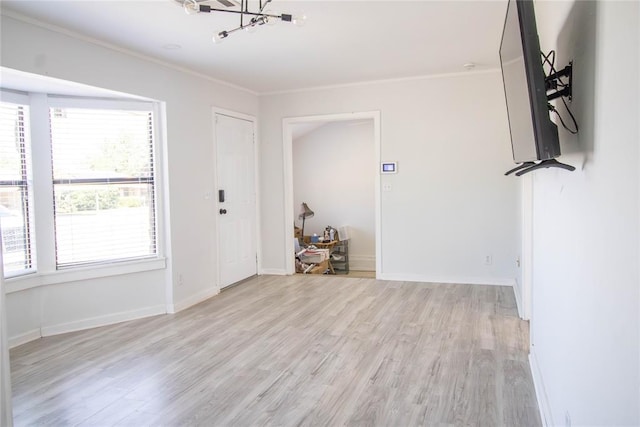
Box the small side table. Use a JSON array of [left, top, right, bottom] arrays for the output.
[[306, 240, 337, 274]]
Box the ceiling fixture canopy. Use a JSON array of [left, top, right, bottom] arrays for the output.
[[180, 0, 306, 43]]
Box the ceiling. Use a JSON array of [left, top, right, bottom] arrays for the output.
[[0, 0, 508, 94]]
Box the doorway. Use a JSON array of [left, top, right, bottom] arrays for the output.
[[214, 110, 258, 289], [282, 112, 381, 277]]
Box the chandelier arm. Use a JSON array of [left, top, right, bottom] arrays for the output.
[[198, 5, 282, 19], [259, 0, 273, 13], [240, 0, 246, 27], [224, 26, 244, 36]]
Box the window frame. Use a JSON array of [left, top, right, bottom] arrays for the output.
[[1, 91, 166, 292], [0, 90, 36, 278], [48, 97, 158, 268]]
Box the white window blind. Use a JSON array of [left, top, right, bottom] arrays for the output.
[[49, 106, 157, 268], [0, 102, 34, 277]]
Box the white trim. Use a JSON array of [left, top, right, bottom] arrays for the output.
[[8, 329, 41, 349], [282, 111, 381, 278], [46, 96, 153, 110], [5, 257, 167, 294], [254, 115, 263, 277], [262, 68, 501, 96], [29, 92, 56, 274], [39, 304, 166, 338], [521, 173, 534, 320], [157, 101, 175, 312], [529, 347, 553, 427], [513, 276, 524, 319], [211, 107, 260, 291], [283, 120, 295, 275], [0, 229, 13, 426], [168, 287, 220, 314], [373, 114, 382, 278], [376, 273, 516, 287], [212, 107, 256, 124], [0, 10, 257, 96], [0, 88, 29, 104], [259, 268, 287, 276]]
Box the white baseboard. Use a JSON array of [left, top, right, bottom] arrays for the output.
[[259, 268, 288, 275], [529, 347, 553, 427], [169, 287, 220, 313], [40, 305, 166, 338], [9, 328, 41, 349], [513, 277, 524, 319], [376, 272, 516, 287], [349, 254, 376, 272]]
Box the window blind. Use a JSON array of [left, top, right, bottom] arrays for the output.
[[49, 107, 157, 268], [0, 102, 34, 276]]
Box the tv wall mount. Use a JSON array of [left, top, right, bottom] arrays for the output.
[[506, 58, 576, 177], [545, 61, 572, 101]]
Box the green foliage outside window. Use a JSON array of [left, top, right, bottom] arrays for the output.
[[55, 188, 120, 213]]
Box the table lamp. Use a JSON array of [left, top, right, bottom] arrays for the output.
[[298, 202, 314, 241]]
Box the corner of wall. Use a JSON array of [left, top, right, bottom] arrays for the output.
[[169, 287, 220, 314], [8, 329, 41, 349], [529, 348, 553, 427], [513, 276, 524, 319]]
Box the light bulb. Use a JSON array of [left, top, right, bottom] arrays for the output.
[[212, 31, 228, 44], [264, 10, 277, 26], [293, 13, 307, 27], [183, 0, 199, 15]]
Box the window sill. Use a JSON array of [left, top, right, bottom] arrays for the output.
[[5, 257, 167, 294]]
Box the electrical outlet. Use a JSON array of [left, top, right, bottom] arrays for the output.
[[178, 273, 184, 287], [516, 256, 521, 267], [484, 255, 492, 265]]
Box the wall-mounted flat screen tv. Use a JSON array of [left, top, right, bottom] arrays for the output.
[[500, 0, 560, 163]]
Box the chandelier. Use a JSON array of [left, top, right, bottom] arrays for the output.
[[181, 0, 306, 43]]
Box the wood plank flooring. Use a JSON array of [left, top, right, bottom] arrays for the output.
[[10, 275, 541, 426]]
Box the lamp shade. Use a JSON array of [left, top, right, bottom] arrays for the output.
[[298, 202, 314, 220]]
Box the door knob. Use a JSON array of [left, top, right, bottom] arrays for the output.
[[219, 209, 227, 215]]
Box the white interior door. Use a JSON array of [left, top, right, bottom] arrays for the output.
[[215, 113, 257, 289]]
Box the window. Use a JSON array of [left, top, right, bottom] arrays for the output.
[[0, 91, 161, 280], [0, 101, 34, 277], [49, 105, 157, 268]]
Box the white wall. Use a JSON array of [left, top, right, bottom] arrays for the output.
[[293, 120, 376, 270], [0, 234, 13, 426], [1, 14, 259, 344], [529, 1, 639, 425], [260, 71, 520, 285]]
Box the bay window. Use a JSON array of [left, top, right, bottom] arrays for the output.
[[0, 91, 161, 280]]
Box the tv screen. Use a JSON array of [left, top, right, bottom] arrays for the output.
[[500, 0, 560, 163]]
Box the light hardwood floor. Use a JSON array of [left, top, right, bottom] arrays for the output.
[[10, 275, 541, 426], [346, 271, 376, 279]]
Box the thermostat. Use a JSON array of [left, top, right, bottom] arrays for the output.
[[381, 162, 397, 174]]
